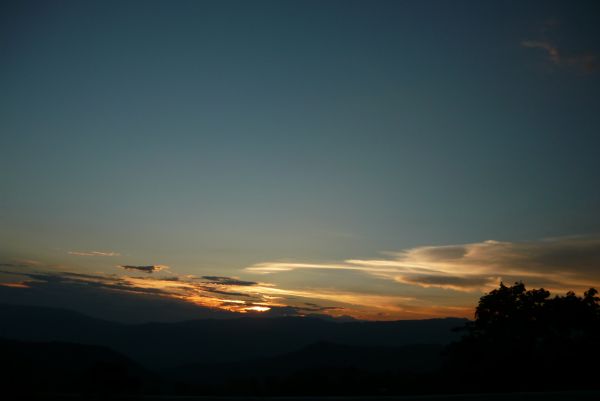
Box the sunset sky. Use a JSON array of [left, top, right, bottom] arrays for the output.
[[1, 0, 600, 321]]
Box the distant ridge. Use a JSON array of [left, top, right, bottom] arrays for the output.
[[0, 303, 467, 369]]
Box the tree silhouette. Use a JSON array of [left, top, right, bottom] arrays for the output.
[[444, 282, 600, 392]]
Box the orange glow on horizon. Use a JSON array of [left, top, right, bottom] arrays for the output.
[[0, 266, 477, 320], [0, 282, 30, 288]]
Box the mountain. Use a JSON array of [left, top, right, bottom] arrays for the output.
[[168, 342, 445, 395], [0, 303, 467, 369], [173, 341, 444, 380], [0, 338, 149, 396]]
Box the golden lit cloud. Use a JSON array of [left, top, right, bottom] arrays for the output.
[[0, 263, 461, 320], [4, 236, 598, 321], [245, 237, 600, 294]]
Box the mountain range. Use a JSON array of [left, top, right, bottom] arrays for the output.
[[0, 303, 466, 369]]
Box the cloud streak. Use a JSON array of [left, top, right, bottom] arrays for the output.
[[246, 236, 600, 293], [7, 236, 597, 320], [522, 40, 561, 64], [69, 251, 120, 257], [200, 276, 258, 286], [118, 265, 169, 273], [0, 262, 461, 320], [522, 40, 599, 73]]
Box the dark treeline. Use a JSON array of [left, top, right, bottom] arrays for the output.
[[2, 282, 600, 397], [443, 283, 600, 393]]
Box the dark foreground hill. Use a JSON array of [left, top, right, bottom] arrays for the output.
[[0, 303, 466, 369], [168, 341, 445, 395], [175, 341, 444, 380], [0, 338, 151, 396]]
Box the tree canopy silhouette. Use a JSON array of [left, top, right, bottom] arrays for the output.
[[445, 282, 600, 392]]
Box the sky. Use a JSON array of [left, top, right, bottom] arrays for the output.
[[1, 0, 600, 321]]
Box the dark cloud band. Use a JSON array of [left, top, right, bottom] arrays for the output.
[[119, 265, 168, 273]]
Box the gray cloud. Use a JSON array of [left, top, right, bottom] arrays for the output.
[[0, 260, 41, 268], [0, 263, 28, 268], [395, 274, 498, 292], [119, 265, 168, 273], [0, 276, 236, 323], [0, 266, 336, 318], [259, 305, 344, 318], [199, 286, 252, 297], [0, 270, 172, 296], [201, 276, 257, 286], [69, 251, 120, 257], [407, 245, 468, 262]]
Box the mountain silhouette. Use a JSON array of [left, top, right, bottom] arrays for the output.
[[0, 338, 149, 396], [166, 341, 445, 396], [172, 341, 442, 380], [0, 303, 466, 369]]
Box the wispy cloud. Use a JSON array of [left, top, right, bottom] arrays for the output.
[[118, 265, 169, 273], [394, 274, 498, 292], [521, 40, 561, 64], [522, 40, 561, 64], [0, 263, 462, 320], [200, 276, 258, 286], [521, 20, 599, 73], [522, 39, 599, 72], [0, 259, 42, 268], [7, 236, 597, 320], [68, 251, 120, 257], [246, 236, 600, 293], [566, 53, 599, 73]]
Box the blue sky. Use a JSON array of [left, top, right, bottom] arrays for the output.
[[1, 0, 599, 320]]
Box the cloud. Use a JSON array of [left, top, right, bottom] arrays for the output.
[[246, 236, 600, 293], [0, 260, 42, 268], [12, 236, 597, 321], [0, 282, 30, 288], [0, 262, 455, 320], [0, 268, 258, 311], [0, 263, 29, 268], [566, 53, 599, 73], [26, 235, 600, 321], [0, 265, 328, 317], [394, 274, 499, 292], [522, 40, 561, 64], [0, 269, 175, 297], [521, 40, 599, 73], [118, 265, 169, 273], [0, 274, 236, 323], [69, 251, 120, 257], [156, 276, 180, 281], [259, 305, 343, 318], [200, 276, 258, 286], [199, 286, 252, 297]]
